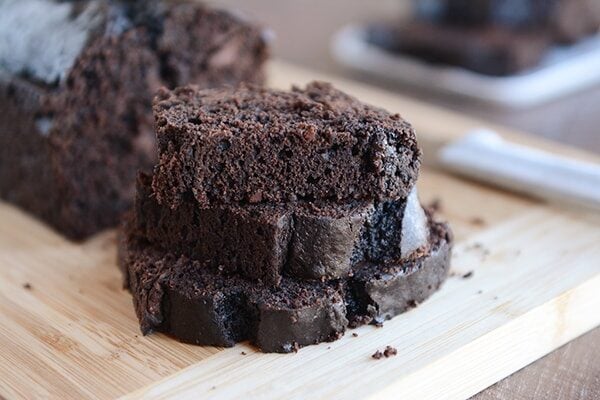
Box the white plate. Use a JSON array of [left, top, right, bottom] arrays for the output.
[[331, 24, 600, 107]]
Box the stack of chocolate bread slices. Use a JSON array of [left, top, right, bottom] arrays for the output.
[[119, 82, 452, 353]]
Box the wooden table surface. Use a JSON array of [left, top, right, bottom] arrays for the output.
[[212, 1, 600, 398]]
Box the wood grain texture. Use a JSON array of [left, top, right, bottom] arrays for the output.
[[0, 61, 599, 400], [0, 207, 219, 400], [121, 206, 600, 400], [472, 327, 600, 400]]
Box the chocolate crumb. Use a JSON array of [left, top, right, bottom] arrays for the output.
[[352, 333, 359, 337], [469, 217, 486, 227], [462, 271, 474, 279], [23, 283, 32, 290], [428, 197, 442, 212], [383, 346, 397, 357], [373, 346, 398, 359], [373, 317, 384, 328], [241, 351, 247, 355], [327, 346, 331, 350]]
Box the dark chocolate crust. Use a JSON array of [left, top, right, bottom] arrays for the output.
[[151, 82, 421, 209], [134, 173, 422, 285], [119, 217, 451, 353], [0, 1, 268, 240]]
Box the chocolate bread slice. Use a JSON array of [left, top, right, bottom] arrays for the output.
[[151, 82, 421, 209], [0, 0, 268, 240], [134, 173, 429, 284], [120, 217, 451, 353]]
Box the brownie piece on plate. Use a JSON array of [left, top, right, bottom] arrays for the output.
[[151, 82, 421, 209], [0, 0, 268, 239]]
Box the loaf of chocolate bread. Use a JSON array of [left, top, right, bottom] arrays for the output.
[[151, 82, 421, 209], [133, 172, 429, 284], [0, 0, 268, 240], [120, 81, 451, 353], [119, 216, 451, 353]]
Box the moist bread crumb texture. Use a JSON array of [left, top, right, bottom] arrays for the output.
[[120, 83, 452, 353], [151, 81, 421, 208]]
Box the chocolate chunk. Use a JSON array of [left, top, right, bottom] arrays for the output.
[[287, 204, 371, 280]]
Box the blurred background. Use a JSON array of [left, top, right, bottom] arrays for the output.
[[211, 0, 600, 153]]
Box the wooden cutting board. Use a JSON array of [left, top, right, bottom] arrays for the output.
[[1, 61, 599, 400]]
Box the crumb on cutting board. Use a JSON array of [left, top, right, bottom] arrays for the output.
[[372, 346, 398, 360], [428, 197, 442, 212], [383, 346, 398, 357], [469, 216, 486, 226]]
